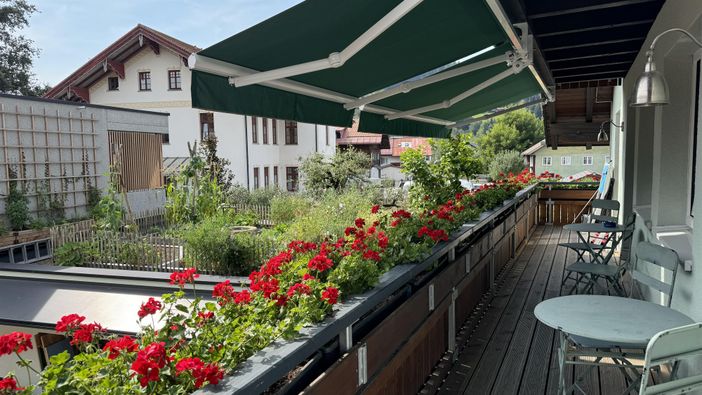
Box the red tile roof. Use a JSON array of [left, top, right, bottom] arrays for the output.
[[388, 137, 432, 157]]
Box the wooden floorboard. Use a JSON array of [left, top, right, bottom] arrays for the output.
[[438, 225, 638, 395]]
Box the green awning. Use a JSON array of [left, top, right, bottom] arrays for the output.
[[189, 0, 550, 138]]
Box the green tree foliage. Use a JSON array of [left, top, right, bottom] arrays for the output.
[[488, 150, 526, 180], [401, 134, 482, 206], [0, 0, 49, 95], [299, 147, 371, 192], [200, 136, 234, 191], [477, 109, 544, 162], [6, 166, 29, 231]]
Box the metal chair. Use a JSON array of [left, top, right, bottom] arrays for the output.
[[639, 323, 702, 395], [561, 212, 635, 295], [559, 199, 621, 263], [559, 241, 683, 394]]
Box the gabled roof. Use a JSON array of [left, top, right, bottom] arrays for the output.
[[336, 122, 389, 147], [388, 137, 432, 157], [521, 139, 546, 156], [44, 24, 200, 102]]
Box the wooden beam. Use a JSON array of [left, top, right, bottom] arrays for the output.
[[536, 19, 655, 38], [147, 38, 160, 55], [542, 37, 645, 52], [106, 59, 125, 79], [529, 0, 658, 19], [68, 86, 89, 102]]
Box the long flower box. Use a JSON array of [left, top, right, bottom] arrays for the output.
[[196, 185, 539, 394]]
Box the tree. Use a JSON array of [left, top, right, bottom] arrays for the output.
[[0, 0, 48, 95], [477, 108, 544, 165], [199, 136, 234, 191], [299, 148, 371, 192], [487, 150, 526, 180]]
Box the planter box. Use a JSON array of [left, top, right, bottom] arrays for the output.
[[195, 185, 539, 395], [0, 228, 50, 247]]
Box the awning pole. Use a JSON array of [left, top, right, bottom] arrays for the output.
[[231, 0, 424, 87], [451, 97, 547, 128]]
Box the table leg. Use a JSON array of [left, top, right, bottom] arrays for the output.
[[559, 331, 568, 395]]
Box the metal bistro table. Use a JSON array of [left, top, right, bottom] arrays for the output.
[[535, 295, 694, 395], [563, 222, 628, 265]]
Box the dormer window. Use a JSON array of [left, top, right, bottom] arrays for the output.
[[107, 77, 119, 91]]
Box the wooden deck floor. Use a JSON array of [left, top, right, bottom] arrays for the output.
[[437, 225, 631, 395]]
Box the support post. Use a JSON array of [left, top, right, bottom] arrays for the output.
[[339, 325, 353, 352]]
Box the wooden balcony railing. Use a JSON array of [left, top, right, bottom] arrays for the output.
[[537, 183, 599, 225]]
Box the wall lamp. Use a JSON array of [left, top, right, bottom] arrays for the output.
[[597, 120, 624, 142], [631, 28, 702, 107]]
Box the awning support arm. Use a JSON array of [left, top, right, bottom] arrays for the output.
[[450, 97, 547, 129], [343, 52, 508, 110], [231, 0, 424, 88], [188, 53, 453, 126], [385, 59, 527, 121]]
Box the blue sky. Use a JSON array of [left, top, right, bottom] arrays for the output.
[[24, 0, 303, 86]]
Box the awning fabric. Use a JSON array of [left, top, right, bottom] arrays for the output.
[[190, 0, 546, 138]]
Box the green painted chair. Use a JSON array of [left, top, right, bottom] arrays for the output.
[[559, 199, 621, 264], [639, 323, 702, 394]]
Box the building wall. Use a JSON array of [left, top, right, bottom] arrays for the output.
[[88, 48, 335, 191], [531, 145, 610, 177]]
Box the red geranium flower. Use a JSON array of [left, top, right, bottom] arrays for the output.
[[355, 217, 365, 228], [138, 297, 162, 319], [287, 282, 312, 297], [170, 268, 199, 287], [55, 314, 85, 333], [0, 332, 32, 356], [103, 336, 138, 360], [131, 342, 167, 387], [371, 204, 380, 214], [321, 287, 339, 305], [71, 322, 105, 346], [308, 253, 333, 272], [175, 357, 225, 388], [0, 377, 23, 391], [363, 250, 381, 262]]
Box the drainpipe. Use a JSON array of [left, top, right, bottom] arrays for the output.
[[315, 124, 319, 153], [244, 115, 250, 190]]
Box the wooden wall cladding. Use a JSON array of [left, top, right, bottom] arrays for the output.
[[108, 131, 163, 191]]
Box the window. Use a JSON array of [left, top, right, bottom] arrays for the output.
[[162, 133, 170, 144], [138, 71, 151, 91], [561, 156, 572, 166], [253, 168, 259, 190], [273, 166, 279, 186], [542, 156, 552, 166], [264, 167, 269, 187], [583, 156, 593, 165], [107, 77, 119, 91], [262, 118, 269, 144], [251, 116, 258, 144], [168, 70, 181, 90], [272, 120, 278, 144], [285, 121, 298, 145], [400, 141, 412, 148], [199, 113, 214, 140], [286, 167, 299, 192], [326, 126, 330, 146]]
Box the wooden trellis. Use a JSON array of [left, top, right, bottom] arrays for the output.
[[0, 103, 100, 219]]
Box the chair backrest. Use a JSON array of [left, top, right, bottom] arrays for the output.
[[632, 241, 680, 307], [639, 323, 702, 394], [590, 199, 620, 223]]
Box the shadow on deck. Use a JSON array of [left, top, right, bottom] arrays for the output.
[[436, 225, 630, 395]]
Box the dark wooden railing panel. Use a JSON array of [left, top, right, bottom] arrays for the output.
[[537, 187, 598, 225]]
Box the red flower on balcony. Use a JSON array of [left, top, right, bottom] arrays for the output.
[[170, 268, 199, 287], [138, 297, 162, 319], [0, 377, 23, 392], [321, 287, 339, 305], [363, 250, 381, 262], [308, 252, 333, 272], [103, 336, 138, 360], [131, 342, 167, 387], [175, 357, 224, 388], [0, 332, 32, 356], [355, 217, 365, 228], [55, 314, 85, 333], [371, 204, 380, 214], [287, 282, 312, 297], [71, 322, 105, 345]]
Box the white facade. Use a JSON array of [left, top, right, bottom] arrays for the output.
[[88, 47, 335, 190]]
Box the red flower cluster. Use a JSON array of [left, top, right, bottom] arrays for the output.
[[0, 377, 23, 392], [71, 322, 105, 346], [212, 281, 251, 306], [417, 226, 449, 242], [321, 287, 339, 305], [175, 357, 225, 388], [103, 336, 138, 360], [287, 282, 311, 297], [288, 240, 317, 253], [308, 251, 333, 272], [138, 297, 162, 319], [131, 342, 167, 387], [0, 332, 32, 356], [170, 268, 199, 287], [371, 204, 380, 214], [55, 314, 85, 333]]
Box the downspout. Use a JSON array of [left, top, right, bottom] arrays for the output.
[[244, 115, 250, 189], [315, 124, 319, 152]]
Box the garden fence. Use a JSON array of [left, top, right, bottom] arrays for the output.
[[230, 203, 273, 226]]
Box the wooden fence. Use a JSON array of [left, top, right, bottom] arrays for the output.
[[230, 203, 273, 226], [537, 186, 598, 225]]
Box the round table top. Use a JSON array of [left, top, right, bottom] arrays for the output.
[[564, 223, 627, 233], [534, 295, 694, 345]]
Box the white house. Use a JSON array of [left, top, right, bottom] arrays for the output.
[[44, 25, 335, 191]]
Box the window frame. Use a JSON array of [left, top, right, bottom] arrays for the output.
[[273, 166, 279, 187], [264, 167, 269, 187], [168, 70, 182, 90], [253, 167, 260, 190], [286, 166, 299, 192], [272, 120, 278, 144], [262, 118, 269, 144], [107, 76, 119, 91], [138, 71, 151, 91], [199, 113, 214, 140], [285, 121, 298, 145], [561, 156, 572, 166], [251, 116, 258, 144], [542, 156, 552, 166], [583, 155, 593, 166]]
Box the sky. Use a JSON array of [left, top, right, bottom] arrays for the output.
[[23, 0, 303, 86]]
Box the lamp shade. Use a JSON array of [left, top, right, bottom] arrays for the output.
[[630, 53, 669, 107]]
